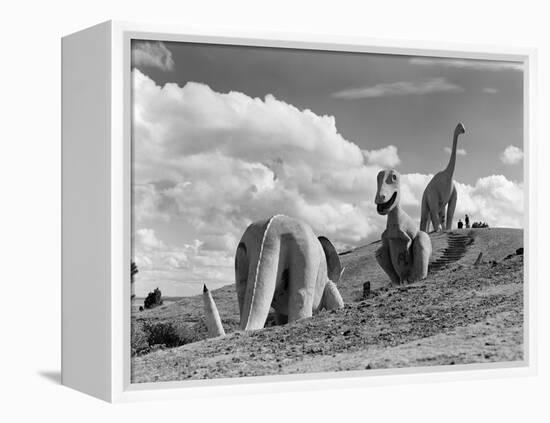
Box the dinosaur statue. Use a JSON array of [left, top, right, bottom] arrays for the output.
[[235, 215, 345, 331], [420, 123, 466, 232], [202, 284, 225, 338], [375, 169, 432, 285]]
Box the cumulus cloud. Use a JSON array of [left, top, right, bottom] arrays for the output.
[[331, 78, 463, 99], [399, 174, 523, 229], [500, 145, 524, 165], [132, 69, 385, 294], [409, 58, 523, 72], [131, 41, 175, 71], [444, 146, 467, 156], [135, 228, 165, 250], [362, 145, 401, 168], [132, 69, 524, 295], [454, 176, 524, 227], [400, 173, 432, 207]]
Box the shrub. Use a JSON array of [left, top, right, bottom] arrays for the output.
[[131, 322, 150, 356], [144, 321, 183, 348], [131, 317, 236, 356], [144, 287, 163, 309], [145, 321, 206, 348], [472, 221, 489, 228]]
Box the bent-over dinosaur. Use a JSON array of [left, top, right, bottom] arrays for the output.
[[375, 169, 432, 285], [420, 123, 466, 232], [235, 215, 345, 331]]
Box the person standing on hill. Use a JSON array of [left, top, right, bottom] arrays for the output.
[[458, 219, 463, 229], [465, 214, 470, 228]]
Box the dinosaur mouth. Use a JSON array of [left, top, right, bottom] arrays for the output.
[[376, 192, 397, 215]]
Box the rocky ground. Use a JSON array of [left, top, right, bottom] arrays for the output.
[[131, 228, 524, 383]]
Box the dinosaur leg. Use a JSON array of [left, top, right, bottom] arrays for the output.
[[439, 208, 446, 230], [375, 240, 400, 285], [287, 247, 317, 323], [446, 185, 457, 231], [320, 280, 344, 310], [420, 196, 430, 232], [428, 199, 441, 232], [411, 231, 431, 281]]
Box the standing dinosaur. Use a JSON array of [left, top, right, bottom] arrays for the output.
[[420, 123, 466, 232], [375, 169, 432, 285], [235, 215, 344, 331]]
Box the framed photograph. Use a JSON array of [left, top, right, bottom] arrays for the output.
[[61, 21, 536, 402]]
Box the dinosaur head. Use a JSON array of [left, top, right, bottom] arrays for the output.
[[455, 122, 466, 135], [375, 169, 400, 215]]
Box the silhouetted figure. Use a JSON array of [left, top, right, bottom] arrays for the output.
[[465, 214, 470, 228], [458, 219, 463, 229]]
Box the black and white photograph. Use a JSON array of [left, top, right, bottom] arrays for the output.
[[129, 39, 524, 383]]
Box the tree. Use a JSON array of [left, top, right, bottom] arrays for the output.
[[131, 261, 139, 300], [144, 287, 163, 309]]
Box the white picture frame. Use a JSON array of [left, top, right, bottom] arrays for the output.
[[61, 20, 537, 403]]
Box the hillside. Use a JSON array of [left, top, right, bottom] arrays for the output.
[[131, 228, 524, 383]]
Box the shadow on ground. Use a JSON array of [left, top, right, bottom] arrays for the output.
[[37, 370, 61, 384]]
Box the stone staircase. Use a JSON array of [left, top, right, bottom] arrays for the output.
[[429, 232, 474, 273]]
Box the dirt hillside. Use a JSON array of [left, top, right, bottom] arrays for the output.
[[131, 228, 524, 383]]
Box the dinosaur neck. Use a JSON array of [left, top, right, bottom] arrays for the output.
[[387, 204, 404, 227], [444, 130, 460, 176]]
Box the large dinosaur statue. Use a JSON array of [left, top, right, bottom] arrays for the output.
[[375, 169, 432, 285], [420, 123, 466, 232], [235, 215, 345, 331]]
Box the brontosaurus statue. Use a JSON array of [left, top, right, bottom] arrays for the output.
[[235, 215, 345, 331], [420, 123, 466, 232], [375, 169, 432, 285]]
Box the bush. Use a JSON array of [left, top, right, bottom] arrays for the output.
[[472, 221, 489, 228], [131, 322, 150, 356], [131, 320, 207, 356], [144, 287, 163, 309], [144, 321, 184, 348]]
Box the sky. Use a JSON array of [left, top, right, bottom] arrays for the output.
[[130, 39, 524, 297]]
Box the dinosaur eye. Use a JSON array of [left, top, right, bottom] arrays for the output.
[[392, 174, 397, 181]]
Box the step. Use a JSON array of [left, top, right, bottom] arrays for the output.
[[438, 258, 463, 262]]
